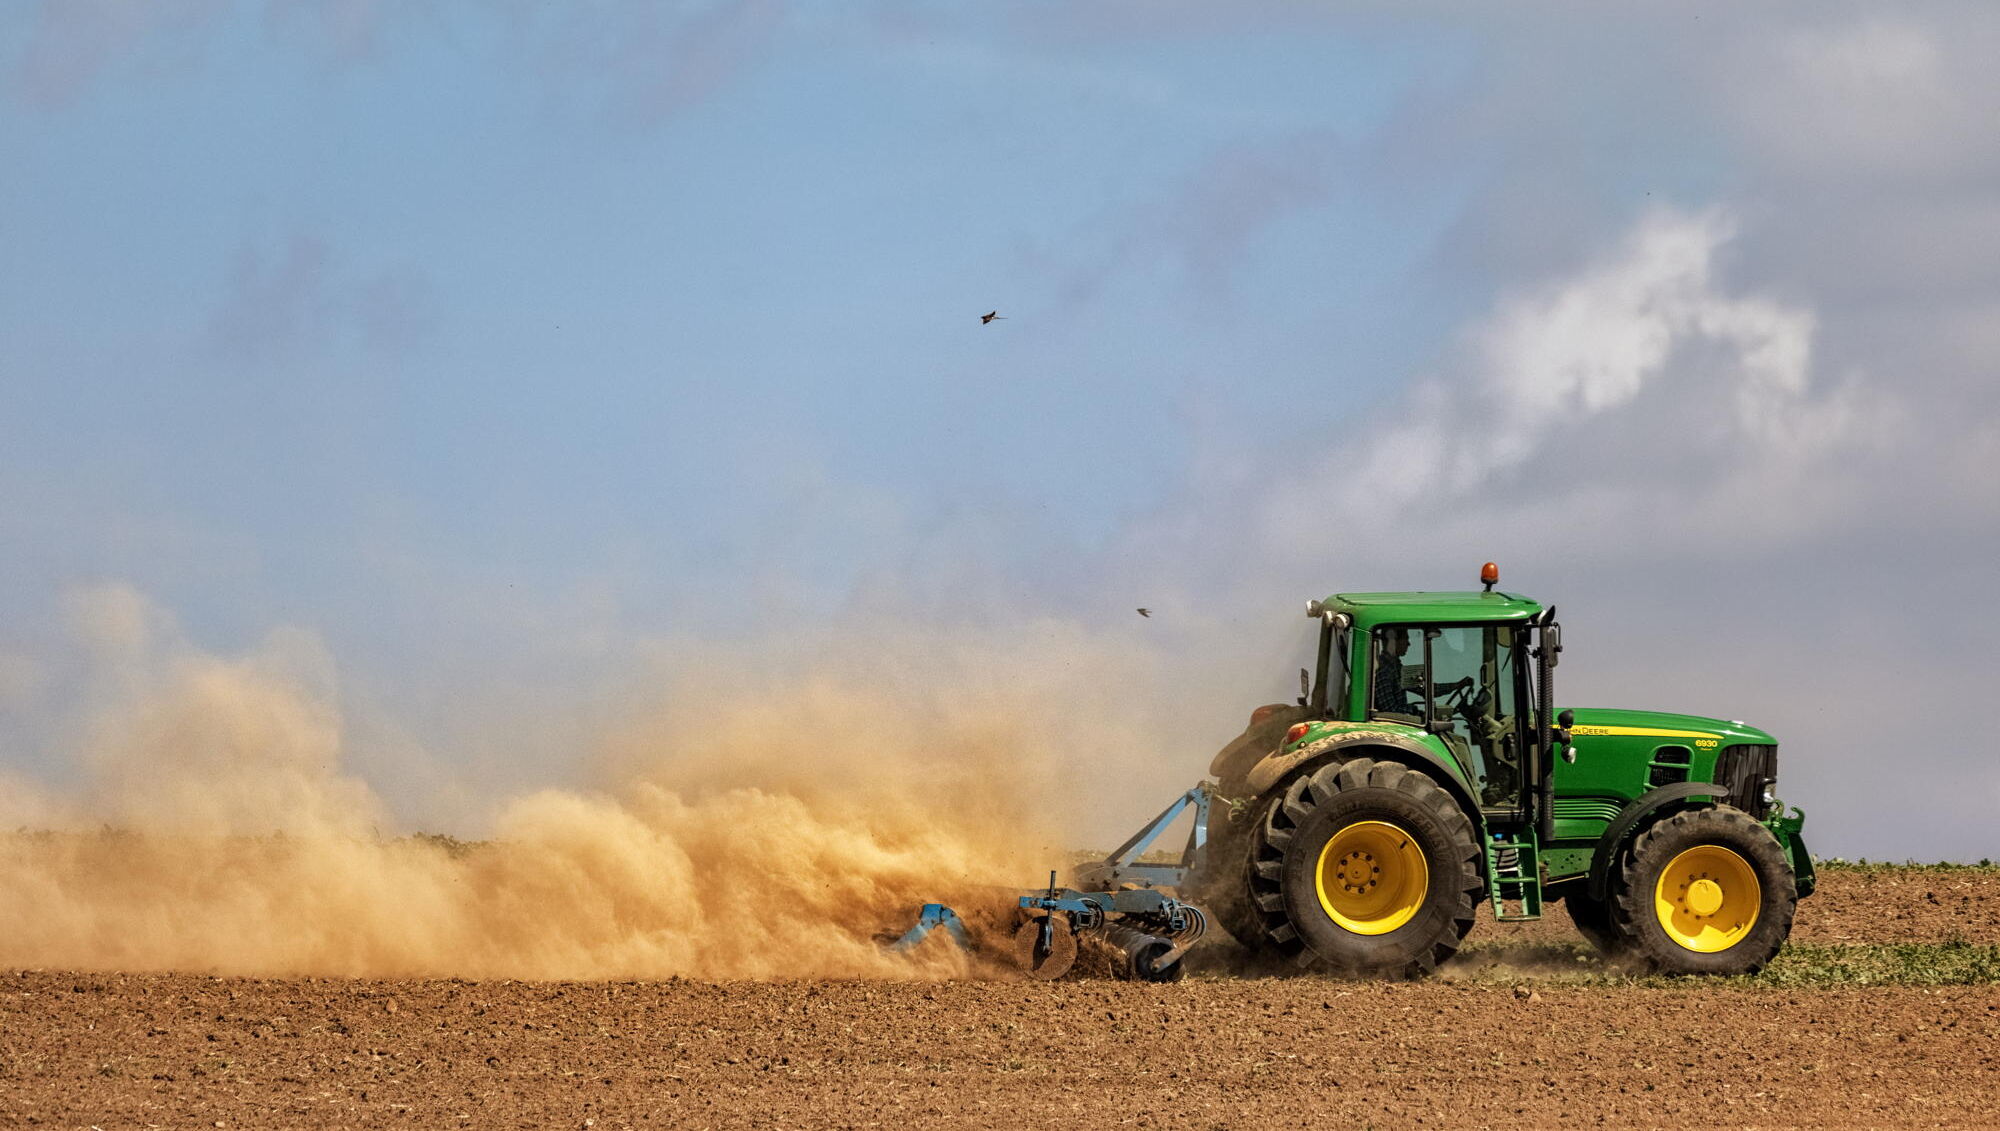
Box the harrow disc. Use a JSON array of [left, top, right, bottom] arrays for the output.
[[1010, 914, 1078, 980]]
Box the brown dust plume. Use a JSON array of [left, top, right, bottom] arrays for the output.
[[0, 586, 1159, 980]]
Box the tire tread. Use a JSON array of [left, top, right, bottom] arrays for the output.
[[1608, 806, 1797, 975], [1245, 756, 1482, 978]]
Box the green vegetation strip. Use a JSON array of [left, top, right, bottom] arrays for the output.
[[1756, 941, 2000, 987], [1435, 940, 2000, 988]]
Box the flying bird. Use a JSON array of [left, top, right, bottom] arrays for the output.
[[981, 311, 1005, 324], [1136, 608, 1151, 618]]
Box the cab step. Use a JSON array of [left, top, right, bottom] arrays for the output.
[[1486, 833, 1544, 921]]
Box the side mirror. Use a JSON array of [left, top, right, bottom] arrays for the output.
[[1298, 667, 1310, 705], [1546, 623, 1563, 667], [1555, 708, 1576, 763]]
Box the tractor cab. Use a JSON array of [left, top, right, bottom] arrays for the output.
[[1302, 579, 1560, 826]]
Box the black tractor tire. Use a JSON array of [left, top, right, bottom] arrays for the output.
[[1559, 885, 1625, 958], [1196, 794, 1278, 953], [1609, 806, 1796, 975], [1247, 757, 1482, 978]]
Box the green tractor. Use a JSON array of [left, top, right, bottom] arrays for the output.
[[1192, 564, 1812, 977]]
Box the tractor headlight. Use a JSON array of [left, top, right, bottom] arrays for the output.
[[1760, 779, 1778, 813]]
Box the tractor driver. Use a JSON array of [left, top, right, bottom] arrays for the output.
[[1373, 627, 1473, 717]]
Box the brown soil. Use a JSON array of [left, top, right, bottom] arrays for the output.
[[4, 870, 1997, 1129], [1791, 867, 2000, 943], [5, 972, 1997, 1129]]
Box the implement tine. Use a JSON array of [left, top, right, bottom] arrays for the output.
[[889, 904, 970, 953]]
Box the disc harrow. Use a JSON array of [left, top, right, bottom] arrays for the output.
[[891, 785, 1212, 982]]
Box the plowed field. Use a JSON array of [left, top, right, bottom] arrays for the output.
[[5, 867, 1998, 1129]]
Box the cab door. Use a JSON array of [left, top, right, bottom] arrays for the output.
[[1424, 625, 1529, 814], [1368, 624, 1530, 817]]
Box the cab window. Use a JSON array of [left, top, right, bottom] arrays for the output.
[[1369, 624, 1526, 808]]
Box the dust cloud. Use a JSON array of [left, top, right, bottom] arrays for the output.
[[0, 586, 1155, 980]]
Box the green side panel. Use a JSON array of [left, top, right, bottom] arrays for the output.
[[1550, 822, 1608, 841], [1552, 707, 1776, 806], [1550, 796, 1621, 844], [1539, 846, 1594, 883]]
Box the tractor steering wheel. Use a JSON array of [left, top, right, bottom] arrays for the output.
[[1437, 676, 1477, 709]]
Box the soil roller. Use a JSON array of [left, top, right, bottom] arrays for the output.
[[1013, 869, 1208, 982]]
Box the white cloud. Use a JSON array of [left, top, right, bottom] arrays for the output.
[[1478, 210, 1813, 459], [1277, 207, 1869, 551]]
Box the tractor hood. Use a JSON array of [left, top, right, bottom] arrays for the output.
[[1564, 707, 1776, 747]]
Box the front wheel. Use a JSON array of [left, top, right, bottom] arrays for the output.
[[1609, 806, 1797, 975]]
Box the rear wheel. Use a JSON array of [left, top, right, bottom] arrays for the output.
[[1609, 806, 1796, 975], [1197, 794, 1277, 953], [1248, 758, 1481, 977]]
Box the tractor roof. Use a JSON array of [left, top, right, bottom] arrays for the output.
[[1324, 590, 1545, 629]]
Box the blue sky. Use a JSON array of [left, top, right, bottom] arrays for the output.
[[3, 3, 1998, 858], [3, 9, 1472, 609]]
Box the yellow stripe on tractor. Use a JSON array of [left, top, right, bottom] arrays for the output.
[[1569, 725, 1720, 740]]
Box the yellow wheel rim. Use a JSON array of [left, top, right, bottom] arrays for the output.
[[1314, 820, 1429, 935], [1653, 844, 1761, 952]]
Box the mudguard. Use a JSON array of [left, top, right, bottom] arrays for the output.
[[1241, 728, 1484, 836], [1586, 781, 1728, 900]]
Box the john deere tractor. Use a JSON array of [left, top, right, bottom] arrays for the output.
[[1191, 564, 1812, 977]]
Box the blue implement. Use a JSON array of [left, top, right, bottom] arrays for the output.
[[1072, 783, 1210, 890], [886, 783, 1217, 980], [889, 903, 972, 953]]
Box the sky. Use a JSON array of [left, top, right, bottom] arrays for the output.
[[1, 1, 1997, 859]]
